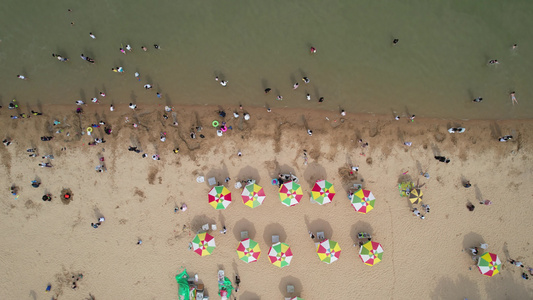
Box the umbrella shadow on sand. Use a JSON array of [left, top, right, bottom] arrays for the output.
[[304, 216, 333, 240], [232, 218, 257, 241], [429, 274, 481, 300], [190, 214, 217, 232], [462, 232, 486, 250], [279, 275, 303, 298], [205, 164, 230, 187], [236, 166, 261, 184], [239, 291, 261, 300], [350, 221, 374, 245], [263, 223, 287, 245], [303, 162, 327, 187]]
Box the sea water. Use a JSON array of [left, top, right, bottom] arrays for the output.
[[1, 0, 532, 119]]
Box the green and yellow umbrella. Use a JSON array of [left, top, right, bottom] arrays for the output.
[[409, 188, 423, 204], [350, 189, 376, 214], [477, 252, 501, 277], [311, 180, 335, 205], [268, 242, 293, 268], [236, 238, 261, 263], [241, 184, 266, 208], [192, 232, 216, 256], [279, 181, 303, 207], [316, 239, 341, 264], [359, 240, 383, 266], [208, 186, 232, 210]]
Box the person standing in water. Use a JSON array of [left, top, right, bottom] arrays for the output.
[[510, 92, 518, 105], [89, 32, 96, 39]]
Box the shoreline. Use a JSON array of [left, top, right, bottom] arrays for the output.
[[1, 102, 532, 299]]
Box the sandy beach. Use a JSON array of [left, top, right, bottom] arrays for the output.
[[1, 104, 533, 299]]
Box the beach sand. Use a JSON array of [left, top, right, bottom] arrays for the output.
[[1, 104, 532, 299]]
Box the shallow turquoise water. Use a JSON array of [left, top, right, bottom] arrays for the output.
[[1, 0, 532, 119]]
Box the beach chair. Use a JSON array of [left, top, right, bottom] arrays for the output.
[[310, 196, 317, 204], [197, 283, 204, 300], [358, 232, 372, 239], [200, 224, 209, 232], [272, 235, 280, 244], [218, 270, 225, 284], [196, 176, 205, 183], [208, 177, 217, 186], [287, 284, 295, 293], [480, 243, 488, 250], [317, 232, 325, 241], [211, 224, 217, 231], [241, 231, 249, 240]]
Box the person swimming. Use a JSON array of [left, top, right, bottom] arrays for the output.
[[473, 97, 483, 103], [264, 88, 271, 94], [302, 77, 310, 83]]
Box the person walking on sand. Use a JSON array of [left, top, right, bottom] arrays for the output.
[[307, 129, 313, 136], [129, 103, 137, 110], [510, 92, 518, 105], [412, 208, 421, 217]]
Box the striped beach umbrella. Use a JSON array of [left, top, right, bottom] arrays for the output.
[[241, 184, 266, 208], [311, 180, 335, 205], [290, 298, 304, 300], [236, 238, 261, 263], [477, 252, 501, 277], [316, 239, 342, 264], [409, 188, 423, 204], [192, 232, 216, 256], [279, 181, 303, 207], [208, 186, 232, 210], [359, 241, 383, 266], [350, 189, 376, 214], [268, 242, 293, 268]]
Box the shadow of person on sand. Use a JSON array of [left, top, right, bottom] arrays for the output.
[[278, 275, 303, 298], [303, 162, 327, 187], [262, 223, 287, 245], [304, 216, 333, 240], [232, 218, 256, 241]]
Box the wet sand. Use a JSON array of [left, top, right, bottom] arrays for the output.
[[1, 104, 532, 299]]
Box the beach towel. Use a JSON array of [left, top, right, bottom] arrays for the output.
[[176, 269, 190, 300], [218, 276, 234, 298]]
